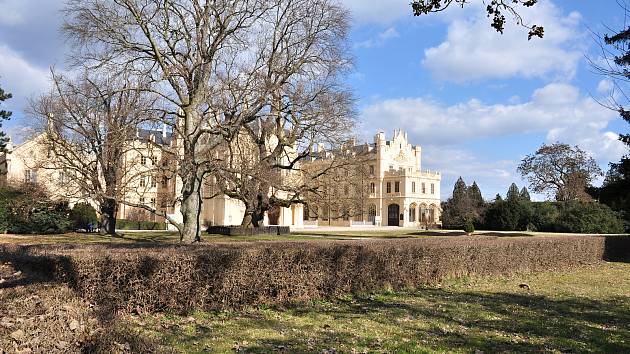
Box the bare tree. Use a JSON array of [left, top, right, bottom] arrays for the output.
[[62, 0, 353, 242], [208, 0, 354, 227], [29, 70, 159, 234], [301, 148, 372, 225], [518, 142, 603, 202]]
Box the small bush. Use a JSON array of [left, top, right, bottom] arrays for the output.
[[463, 220, 474, 234], [70, 202, 98, 230]]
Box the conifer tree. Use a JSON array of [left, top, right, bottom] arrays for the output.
[[520, 187, 531, 202], [468, 181, 484, 207], [506, 183, 520, 202], [0, 84, 12, 152]]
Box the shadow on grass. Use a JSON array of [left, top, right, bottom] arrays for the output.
[[157, 287, 630, 353]]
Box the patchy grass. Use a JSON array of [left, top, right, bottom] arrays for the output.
[[292, 228, 536, 239], [125, 261, 630, 353]]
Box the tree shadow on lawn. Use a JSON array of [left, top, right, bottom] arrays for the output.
[[240, 288, 629, 353]]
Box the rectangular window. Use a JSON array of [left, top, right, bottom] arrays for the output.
[[394, 181, 400, 193], [431, 183, 435, 194], [386, 182, 391, 193], [162, 177, 169, 187], [140, 176, 146, 187], [150, 176, 157, 188], [422, 182, 426, 194], [369, 165, 375, 175], [141, 155, 147, 165], [370, 182, 375, 194], [140, 197, 145, 205], [150, 198, 156, 207], [412, 182, 416, 193]]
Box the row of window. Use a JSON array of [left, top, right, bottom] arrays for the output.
[[370, 181, 435, 195], [139, 176, 170, 188], [139, 197, 157, 207]]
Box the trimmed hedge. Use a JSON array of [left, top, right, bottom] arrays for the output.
[[207, 226, 291, 235], [2, 236, 629, 313], [116, 219, 166, 230]]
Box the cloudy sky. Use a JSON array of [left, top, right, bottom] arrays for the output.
[[0, 0, 628, 200]]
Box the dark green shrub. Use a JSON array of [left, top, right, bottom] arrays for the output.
[[483, 200, 532, 231], [554, 201, 624, 234], [70, 202, 98, 230], [463, 219, 475, 234], [529, 202, 559, 232], [2, 184, 72, 234]]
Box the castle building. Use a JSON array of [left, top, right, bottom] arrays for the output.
[[0, 129, 439, 229], [303, 130, 441, 227]]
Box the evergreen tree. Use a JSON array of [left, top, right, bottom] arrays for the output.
[[468, 181, 484, 207], [520, 187, 531, 202], [442, 177, 487, 229], [589, 16, 630, 231], [0, 84, 12, 152], [452, 177, 467, 202], [506, 183, 520, 202]]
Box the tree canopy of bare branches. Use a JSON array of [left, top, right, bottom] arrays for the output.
[[29, 70, 158, 234], [62, 0, 354, 242]]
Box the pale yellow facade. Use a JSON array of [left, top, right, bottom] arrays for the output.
[[304, 130, 441, 227], [0, 129, 437, 229]]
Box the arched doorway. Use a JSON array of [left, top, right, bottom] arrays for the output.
[[268, 205, 281, 225], [409, 203, 417, 222], [387, 204, 400, 226]]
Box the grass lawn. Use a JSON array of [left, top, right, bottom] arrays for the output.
[[0, 231, 344, 245], [123, 260, 630, 353]]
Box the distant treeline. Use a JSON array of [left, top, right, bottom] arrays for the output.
[[441, 178, 625, 234]]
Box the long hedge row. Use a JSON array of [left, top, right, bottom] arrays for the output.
[[2, 235, 629, 312]]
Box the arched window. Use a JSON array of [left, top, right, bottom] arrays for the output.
[[368, 204, 376, 223], [409, 203, 417, 222]]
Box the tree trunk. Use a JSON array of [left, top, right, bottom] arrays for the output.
[[180, 173, 202, 243], [99, 197, 118, 235], [241, 204, 254, 227]]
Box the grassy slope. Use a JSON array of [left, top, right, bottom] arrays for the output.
[[125, 261, 630, 354]]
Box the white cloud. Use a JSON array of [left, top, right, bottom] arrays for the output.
[[421, 146, 521, 200], [354, 27, 399, 49], [596, 79, 614, 94], [360, 83, 627, 164], [340, 0, 409, 25], [0, 0, 27, 26], [0, 44, 50, 110], [422, 1, 583, 82]]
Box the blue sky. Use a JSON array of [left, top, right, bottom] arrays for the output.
[[0, 0, 628, 200]]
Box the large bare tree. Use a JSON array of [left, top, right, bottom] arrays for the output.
[[518, 142, 602, 202], [29, 70, 157, 234], [62, 0, 353, 242], [208, 0, 354, 227]]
